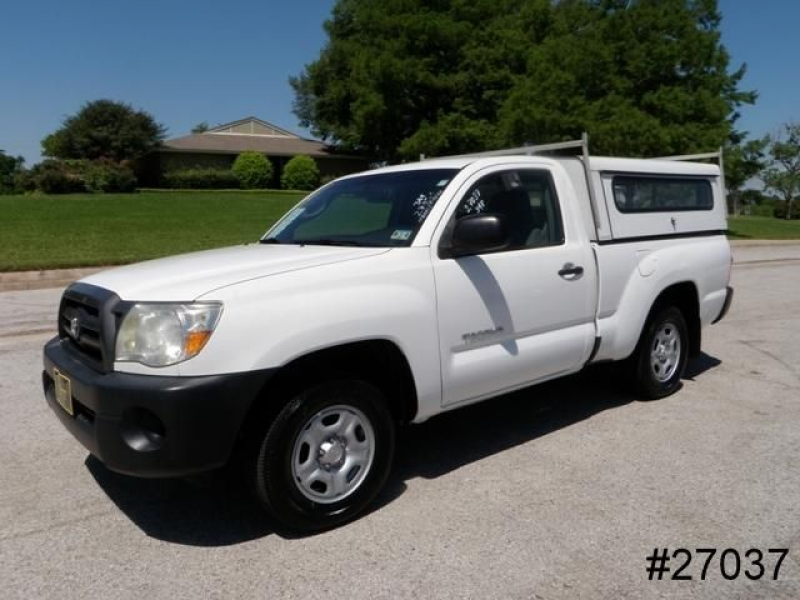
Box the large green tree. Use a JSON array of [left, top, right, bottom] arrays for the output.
[[42, 99, 166, 162], [292, 0, 755, 162]]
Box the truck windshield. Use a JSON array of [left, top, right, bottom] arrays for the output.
[[262, 168, 459, 247]]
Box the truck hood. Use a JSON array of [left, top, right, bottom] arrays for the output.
[[80, 244, 390, 301]]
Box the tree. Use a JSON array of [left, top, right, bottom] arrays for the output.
[[192, 121, 211, 134], [724, 135, 767, 215], [232, 151, 274, 189], [763, 122, 800, 220], [499, 0, 756, 157], [0, 150, 24, 194], [291, 0, 756, 162], [291, 0, 534, 161], [42, 99, 166, 162], [281, 155, 320, 190]]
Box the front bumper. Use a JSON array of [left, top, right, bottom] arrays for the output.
[[43, 337, 274, 478], [712, 286, 734, 324]]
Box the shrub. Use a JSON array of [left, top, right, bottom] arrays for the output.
[[13, 158, 138, 194], [0, 151, 24, 194], [22, 160, 86, 194], [320, 174, 340, 186], [37, 170, 84, 194], [15, 169, 37, 193], [163, 168, 240, 189], [75, 159, 138, 193], [748, 204, 774, 217], [232, 151, 273, 189], [281, 155, 320, 190], [773, 200, 800, 220]]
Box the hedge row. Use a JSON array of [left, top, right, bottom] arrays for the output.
[[162, 169, 240, 189], [163, 154, 322, 191], [18, 159, 137, 194], [773, 200, 800, 220], [7, 153, 328, 193]]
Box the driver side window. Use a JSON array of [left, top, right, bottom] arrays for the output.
[[454, 169, 565, 250]]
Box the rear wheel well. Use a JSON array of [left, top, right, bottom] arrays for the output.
[[237, 340, 418, 452], [647, 282, 701, 357]]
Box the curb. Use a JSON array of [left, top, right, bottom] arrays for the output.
[[729, 240, 800, 247], [0, 267, 105, 292]]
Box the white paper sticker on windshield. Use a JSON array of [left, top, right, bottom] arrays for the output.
[[268, 207, 305, 236], [391, 229, 412, 241]]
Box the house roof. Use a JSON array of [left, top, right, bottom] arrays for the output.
[[207, 116, 300, 138], [161, 117, 349, 158]]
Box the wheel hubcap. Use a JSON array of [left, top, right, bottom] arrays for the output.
[[650, 321, 681, 382], [291, 405, 375, 504], [318, 437, 346, 469]]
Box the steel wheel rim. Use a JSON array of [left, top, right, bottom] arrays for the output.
[[291, 404, 376, 504], [650, 320, 682, 382]]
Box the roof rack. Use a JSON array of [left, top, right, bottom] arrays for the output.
[[652, 150, 722, 162], [429, 133, 601, 234], [433, 133, 588, 160]]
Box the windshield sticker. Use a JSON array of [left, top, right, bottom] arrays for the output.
[[412, 189, 444, 223], [391, 229, 412, 241], [461, 188, 485, 216], [268, 207, 305, 236], [436, 179, 449, 187]]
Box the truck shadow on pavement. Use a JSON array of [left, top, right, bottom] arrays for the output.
[[86, 353, 721, 546]]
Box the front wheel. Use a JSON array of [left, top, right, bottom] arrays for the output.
[[252, 380, 395, 533], [631, 306, 689, 399]]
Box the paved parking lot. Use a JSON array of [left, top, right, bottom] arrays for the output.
[[1, 245, 799, 599]]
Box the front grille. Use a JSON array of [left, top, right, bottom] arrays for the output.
[[58, 283, 121, 372]]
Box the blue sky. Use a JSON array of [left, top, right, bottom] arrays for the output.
[[1, 0, 797, 164]]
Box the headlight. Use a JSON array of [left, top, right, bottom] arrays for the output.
[[115, 303, 223, 367]]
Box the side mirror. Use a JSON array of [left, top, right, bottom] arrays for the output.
[[447, 214, 510, 258]]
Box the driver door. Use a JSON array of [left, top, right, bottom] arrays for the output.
[[432, 167, 597, 406]]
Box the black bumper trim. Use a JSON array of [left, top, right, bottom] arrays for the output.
[[712, 286, 734, 324], [43, 337, 276, 478]]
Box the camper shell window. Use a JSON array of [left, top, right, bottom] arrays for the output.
[[612, 176, 714, 213]]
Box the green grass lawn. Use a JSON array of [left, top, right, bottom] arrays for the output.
[[727, 216, 800, 240], [0, 191, 304, 271], [1, 193, 798, 272]]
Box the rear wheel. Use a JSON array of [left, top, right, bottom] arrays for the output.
[[631, 306, 688, 399], [251, 380, 395, 533]]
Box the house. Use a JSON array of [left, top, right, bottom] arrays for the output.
[[146, 117, 371, 186]]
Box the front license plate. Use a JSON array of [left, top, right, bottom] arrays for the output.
[[53, 369, 74, 416]]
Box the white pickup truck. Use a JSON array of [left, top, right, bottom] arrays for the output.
[[42, 138, 733, 532]]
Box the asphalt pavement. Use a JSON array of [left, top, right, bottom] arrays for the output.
[[1, 244, 799, 599]]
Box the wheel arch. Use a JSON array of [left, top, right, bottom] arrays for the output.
[[235, 339, 419, 454], [640, 281, 702, 358]]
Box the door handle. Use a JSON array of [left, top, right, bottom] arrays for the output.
[[558, 263, 584, 280]]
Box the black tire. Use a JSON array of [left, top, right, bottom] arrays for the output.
[[630, 306, 689, 399], [251, 380, 395, 533]]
